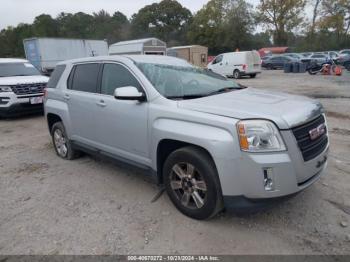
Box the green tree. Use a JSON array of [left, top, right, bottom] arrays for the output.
[[256, 0, 307, 45], [250, 32, 273, 49], [130, 0, 192, 44], [32, 14, 59, 37], [56, 12, 94, 38], [319, 0, 350, 42], [90, 10, 130, 44], [0, 24, 34, 57], [187, 0, 254, 54]]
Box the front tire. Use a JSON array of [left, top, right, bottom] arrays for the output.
[[163, 146, 223, 220], [233, 70, 240, 79], [51, 122, 80, 160]]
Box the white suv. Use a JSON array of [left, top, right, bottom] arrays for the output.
[[0, 58, 49, 117]]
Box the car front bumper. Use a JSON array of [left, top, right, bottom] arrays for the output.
[[0, 92, 44, 117], [216, 129, 329, 203]]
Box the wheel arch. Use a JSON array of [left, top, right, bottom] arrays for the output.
[[156, 139, 217, 185], [47, 113, 62, 134]]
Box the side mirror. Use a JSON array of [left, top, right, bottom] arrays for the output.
[[114, 86, 146, 102]]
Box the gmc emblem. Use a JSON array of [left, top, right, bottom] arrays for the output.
[[309, 123, 326, 140]]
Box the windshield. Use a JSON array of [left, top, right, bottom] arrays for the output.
[[136, 63, 241, 99], [0, 62, 41, 77]]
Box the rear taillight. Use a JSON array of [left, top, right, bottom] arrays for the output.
[[243, 64, 247, 70], [44, 88, 48, 98]]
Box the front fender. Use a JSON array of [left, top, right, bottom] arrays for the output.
[[151, 118, 243, 195]]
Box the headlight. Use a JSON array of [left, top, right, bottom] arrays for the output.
[[237, 120, 286, 152], [0, 86, 12, 92]]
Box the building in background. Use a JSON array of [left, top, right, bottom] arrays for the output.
[[167, 45, 208, 67]]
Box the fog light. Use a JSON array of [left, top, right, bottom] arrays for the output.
[[263, 168, 275, 191]]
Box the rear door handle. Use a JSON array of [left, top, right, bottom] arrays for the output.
[[63, 94, 70, 100], [96, 100, 106, 107]]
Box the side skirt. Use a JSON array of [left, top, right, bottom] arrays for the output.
[[71, 140, 159, 184]]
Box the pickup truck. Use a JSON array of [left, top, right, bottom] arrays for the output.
[[44, 55, 329, 219]]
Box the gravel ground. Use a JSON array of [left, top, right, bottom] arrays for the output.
[[0, 70, 349, 255]]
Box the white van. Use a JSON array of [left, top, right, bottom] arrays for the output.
[[207, 51, 261, 79]]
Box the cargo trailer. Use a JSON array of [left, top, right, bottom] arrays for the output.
[[23, 38, 108, 74], [109, 38, 166, 56]]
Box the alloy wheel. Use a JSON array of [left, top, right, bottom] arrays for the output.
[[170, 163, 207, 209], [53, 129, 68, 157]]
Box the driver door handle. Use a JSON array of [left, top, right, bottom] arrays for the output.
[[96, 99, 106, 107], [63, 93, 70, 101]]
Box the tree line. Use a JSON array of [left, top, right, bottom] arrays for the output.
[[0, 0, 349, 58]]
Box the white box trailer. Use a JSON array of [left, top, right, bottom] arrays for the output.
[[23, 38, 108, 74], [109, 38, 166, 56]]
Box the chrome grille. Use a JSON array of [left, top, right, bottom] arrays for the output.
[[292, 115, 328, 162], [10, 83, 46, 95]]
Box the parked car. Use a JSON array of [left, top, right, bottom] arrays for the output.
[[300, 52, 313, 57], [0, 58, 49, 117], [322, 51, 339, 60], [261, 56, 271, 62], [207, 51, 261, 79], [283, 53, 304, 60], [262, 55, 296, 70], [45, 55, 329, 220], [307, 53, 329, 64], [338, 54, 350, 70], [339, 49, 350, 58]]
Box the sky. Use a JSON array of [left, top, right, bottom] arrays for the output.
[[0, 0, 261, 30]]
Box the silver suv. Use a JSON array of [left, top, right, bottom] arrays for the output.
[[44, 55, 329, 219]]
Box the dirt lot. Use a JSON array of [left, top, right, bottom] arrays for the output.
[[0, 70, 350, 255]]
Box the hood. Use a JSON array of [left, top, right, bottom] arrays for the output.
[[178, 88, 324, 129], [0, 75, 49, 85]]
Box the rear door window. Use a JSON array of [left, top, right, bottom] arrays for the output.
[[47, 65, 66, 88], [70, 63, 100, 93], [101, 63, 142, 96]]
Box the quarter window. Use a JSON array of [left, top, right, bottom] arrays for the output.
[[47, 65, 66, 88], [101, 63, 142, 96], [70, 63, 100, 93]]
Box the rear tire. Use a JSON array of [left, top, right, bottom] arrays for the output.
[[51, 122, 80, 160], [163, 146, 223, 220], [233, 70, 240, 79], [267, 64, 274, 70], [250, 74, 257, 78]]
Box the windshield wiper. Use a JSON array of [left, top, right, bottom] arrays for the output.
[[206, 86, 243, 96], [166, 94, 205, 100]]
